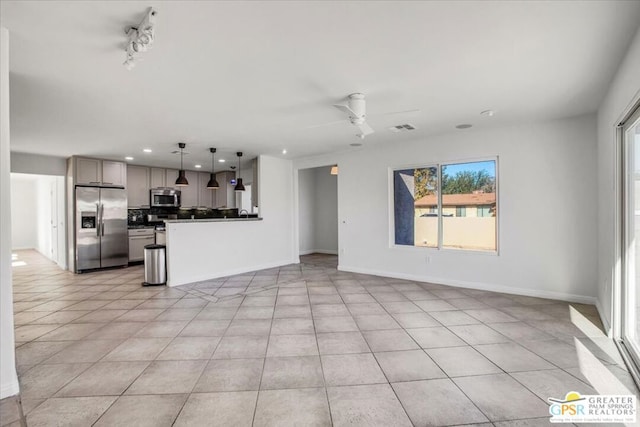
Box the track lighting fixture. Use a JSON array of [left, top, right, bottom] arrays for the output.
[[123, 8, 157, 70]]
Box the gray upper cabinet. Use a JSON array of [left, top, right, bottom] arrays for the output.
[[74, 157, 126, 187], [75, 157, 102, 185], [198, 172, 213, 208], [180, 171, 199, 207], [102, 160, 126, 186], [215, 171, 236, 208], [165, 169, 179, 189], [150, 168, 166, 188], [127, 165, 150, 208]]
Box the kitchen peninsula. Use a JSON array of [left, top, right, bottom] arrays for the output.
[[163, 155, 296, 287], [164, 217, 271, 286]]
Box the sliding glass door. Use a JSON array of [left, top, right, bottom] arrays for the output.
[[621, 105, 640, 370]]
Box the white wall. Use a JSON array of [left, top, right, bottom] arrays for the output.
[[313, 167, 338, 254], [11, 152, 67, 176], [298, 168, 315, 253], [166, 155, 295, 286], [295, 114, 598, 303], [10, 175, 37, 249], [1, 26, 19, 399], [597, 26, 640, 332]]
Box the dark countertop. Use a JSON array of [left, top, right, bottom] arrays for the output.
[[164, 218, 263, 224]]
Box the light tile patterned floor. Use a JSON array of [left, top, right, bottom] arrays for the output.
[[1, 250, 638, 426]]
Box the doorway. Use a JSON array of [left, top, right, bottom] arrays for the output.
[[297, 165, 338, 257], [10, 173, 66, 269], [620, 103, 640, 378]]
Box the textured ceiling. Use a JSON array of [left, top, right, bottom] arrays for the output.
[[2, 1, 639, 169]]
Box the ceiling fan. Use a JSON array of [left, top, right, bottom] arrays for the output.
[[333, 93, 374, 139], [313, 93, 420, 139]]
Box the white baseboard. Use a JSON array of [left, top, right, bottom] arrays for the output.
[[595, 298, 612, 337], [337, 264, 597, 305], [299, 249, 339, 256], [0, 378, 19, 399], [167, 258, 299, 287]]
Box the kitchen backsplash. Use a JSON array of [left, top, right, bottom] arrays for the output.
[[128, 208, 149, 226], [127, 207, 240, 225]]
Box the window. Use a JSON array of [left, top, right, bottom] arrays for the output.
[[477, 205, 492, 217], [393, 159, 497, 252]]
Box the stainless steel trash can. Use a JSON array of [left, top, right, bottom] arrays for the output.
[[143, 244, 166, 286]]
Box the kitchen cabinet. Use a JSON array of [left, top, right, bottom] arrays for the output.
[[128, 228, 155, 262], [150, 168, 166, 188], [165, 169, 179, 189], [74, 157, 126, 187], [180, 170, 199, 207], [198, 172, 213, 208], [127, 165, 150, 208], [215, 171, 236, 208], [76, 157, 102, 185], [102, 160, 126, 186]]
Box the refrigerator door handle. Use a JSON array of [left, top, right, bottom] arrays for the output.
[[100, 203, 105, 236], [96, 203, 101, 236]]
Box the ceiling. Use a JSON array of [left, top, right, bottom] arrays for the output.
[[2, 1, 640, 170]]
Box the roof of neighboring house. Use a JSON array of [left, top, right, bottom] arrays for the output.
[[414, 192, 496, 207]]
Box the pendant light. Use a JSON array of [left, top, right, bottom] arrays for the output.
[[234, 152, 246, 192], [206, 148, 220, 189], [175, 142, 189, 186]]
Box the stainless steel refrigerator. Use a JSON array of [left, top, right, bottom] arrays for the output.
[[75, 186, 128, 272]]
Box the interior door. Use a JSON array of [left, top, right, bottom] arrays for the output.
[[100, 187, 128, 268], [75, 186, 100, 271]]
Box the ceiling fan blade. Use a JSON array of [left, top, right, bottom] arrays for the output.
[[370, 108, 421, 117], [333, 104, 358, 117], [304, 119, 347, 130], [357, 122, 374, 136]]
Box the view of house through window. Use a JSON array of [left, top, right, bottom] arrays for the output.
[[393, 160, 497, 251]]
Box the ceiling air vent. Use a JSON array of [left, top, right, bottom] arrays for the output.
[[388, 124, 416, 133]]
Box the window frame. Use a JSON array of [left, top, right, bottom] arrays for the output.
[[389, 156, 499, 255]]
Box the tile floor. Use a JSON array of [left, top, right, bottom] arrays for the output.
[[1, 250, 638, 426]]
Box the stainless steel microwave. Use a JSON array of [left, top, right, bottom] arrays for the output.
[[150, 188, 181, 207]]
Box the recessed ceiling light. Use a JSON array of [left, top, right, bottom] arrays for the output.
[[480, 110, 495, 117], [194, 164, 202, 169], [455, 124, 473, 129], [350, 143, 362, 147], [218, 159, 226, 163], [143, 148, 152, 153], [125, 156, 134, 161], [282, 149, 287, 155]]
